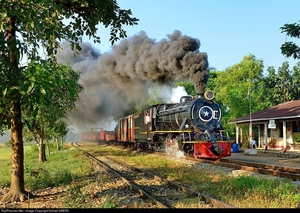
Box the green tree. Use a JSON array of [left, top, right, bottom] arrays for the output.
[[42, 120, 68, 156], [51, 120, 68, 150], [262, 61, 300, 105], [0, 0, 138, 203], [213, 54, 265, 136], [261, 66, 280, 106], [290, 62, 300, 99], [280, 21, 300, 59], [22, 61, 83, 163], [262, 63, 292, 105], [205, 69, 219, 92]]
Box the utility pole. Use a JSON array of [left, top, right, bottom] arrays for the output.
[[248, 80, 252, 145], [283, 34, 287, 103]]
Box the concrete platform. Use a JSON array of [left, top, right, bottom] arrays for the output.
[[238, 148, 300, 158], [244, 149, 258, 155]]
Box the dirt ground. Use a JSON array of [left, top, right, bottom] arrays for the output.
[[0, 186, 67, 209]]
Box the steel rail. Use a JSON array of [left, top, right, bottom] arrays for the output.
[[156, 152, 300, 181], [105, 156, 236, 208], [82, 151, 169, 208]]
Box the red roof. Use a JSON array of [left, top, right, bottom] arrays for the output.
[[229, 100, 300, 124]]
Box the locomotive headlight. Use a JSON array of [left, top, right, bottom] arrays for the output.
[[204, 90, 214, 101]]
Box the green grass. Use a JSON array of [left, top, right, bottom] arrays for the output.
[[0, 143, 93, 190], [0, 143, 300, 208], [87, 145, 300, 208]]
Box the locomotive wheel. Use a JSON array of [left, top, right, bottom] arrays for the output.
[[152, 141, 163, 152], [154, 145, 162, 152], [138, 143, 149, 150], [183, 143, 194, 154]]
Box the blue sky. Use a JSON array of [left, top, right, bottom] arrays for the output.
[[84, 0, 300, 72]]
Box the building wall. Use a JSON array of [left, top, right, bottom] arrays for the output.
[[258, 121, 298, 150]]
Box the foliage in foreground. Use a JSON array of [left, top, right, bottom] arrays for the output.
[[0, 143, 93, 190], [93, 146, 300, 208], [1, 144, 299, 208]]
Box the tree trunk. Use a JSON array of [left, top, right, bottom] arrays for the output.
[[56, 138, 59, 150], [1, 16, 32, 203], [1, 100, 31, 203], [47, 141, 50, 156], [38, 141, 47, 162]]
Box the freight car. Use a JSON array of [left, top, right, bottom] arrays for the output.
[[80, 128, 102, 141], [114, 90, 231, 159], [81, 128, 115, 144]]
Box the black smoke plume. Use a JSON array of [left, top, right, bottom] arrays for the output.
[[57, 30, 209, 131]]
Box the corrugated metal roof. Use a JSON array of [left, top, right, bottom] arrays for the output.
[[229, 100, 300, 124]]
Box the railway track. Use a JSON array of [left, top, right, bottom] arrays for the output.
[[219, 158, 300, 180], [78, 141, 300, 182], [73, 142, 236, 208], [155, 152, 300, 182]]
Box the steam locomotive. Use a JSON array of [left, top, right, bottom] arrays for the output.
[[81, 90, 231, 159]]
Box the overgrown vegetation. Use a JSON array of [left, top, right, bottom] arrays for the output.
[[89, 145, 300, 208], [0, 143, 92, 190], [0, 143, 299, 208], [0, 0, 139, 203]]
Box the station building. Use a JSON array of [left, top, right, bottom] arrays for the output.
[[229, 100, 300, 151]]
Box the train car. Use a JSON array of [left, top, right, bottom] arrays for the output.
[[80, 128, 116, 145], [114, 90, 231, 159], [80, 128, 103, 142], [105, 131, 115, 142]]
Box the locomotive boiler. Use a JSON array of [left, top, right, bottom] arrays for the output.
[[115, 90, 231, 159]]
